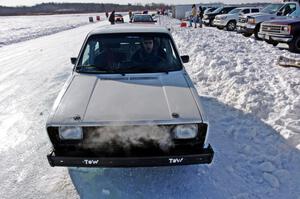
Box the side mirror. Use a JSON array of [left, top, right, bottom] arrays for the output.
[[277, 11, 282, 16], [181, 55, 189, 63], [70, 57, 77, 65]]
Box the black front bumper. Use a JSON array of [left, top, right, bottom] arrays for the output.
[[47, 145, 214, 167], [236, 26, 255, 34]]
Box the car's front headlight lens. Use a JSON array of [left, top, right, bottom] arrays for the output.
[[281, 25, 291, 33], [59, 126, 83, 140], [220, 16, 227, 20], [172, 124, 198, 139]]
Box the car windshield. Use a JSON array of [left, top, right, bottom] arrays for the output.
[[228, 8, 242, 14], [76, 33, 183, 74], [133, 15, 153, 22], [204, 7, 217, 14], [211, 7, 223, 14], [261, 4, 283, 14]]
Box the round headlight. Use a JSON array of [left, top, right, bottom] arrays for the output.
[[59, 126, 83, 140], [172, 124, 198, 139]]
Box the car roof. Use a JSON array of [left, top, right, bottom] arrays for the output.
[[235, 7, 261, 9], [134, 14, 151, 16], [88, 24, 169, 35]]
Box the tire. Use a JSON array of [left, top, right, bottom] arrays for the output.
[[288, 36, 300, 53], [226, 21, 236, 31], [217, 26, 223, 30], [254, 24, 262, 40], [242, 32, 252, 37], [265, 40, 278, 46]]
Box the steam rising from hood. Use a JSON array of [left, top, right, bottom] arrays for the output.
[[82, 125, 174, 153]]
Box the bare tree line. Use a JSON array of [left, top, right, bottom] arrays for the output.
[[0, 3, 171, 16]]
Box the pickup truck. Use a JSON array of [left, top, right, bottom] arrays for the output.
[[237, 1, 300, 39], [213, 7, 260, 31], [203, 6, 237, 26], [258, 18, 300, 52]]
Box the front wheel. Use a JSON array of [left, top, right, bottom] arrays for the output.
[[226, 21, 236, 31], [217, 26, 223, 30], [265, 40, 278, 46], [254, 24, 262, 40], [288, 36, 300, 53]]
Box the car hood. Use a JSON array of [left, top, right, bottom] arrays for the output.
[[264, 17, 300, 25], [216, 13, 236, 19], [245, 13, 274, 18], [49, 72, 202, 125]]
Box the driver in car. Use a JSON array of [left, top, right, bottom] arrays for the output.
[[131, 36, 167, 68]]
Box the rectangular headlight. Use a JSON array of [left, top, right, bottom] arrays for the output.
[[248, 18, 255, 24], [172, 124, 198, 139], [281, 25, 291, 34], [59, 126, 83, 140]]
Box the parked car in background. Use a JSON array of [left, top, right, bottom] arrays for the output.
[[203, 6, 237, 26], [115, 14, 124, 23], [204, 7, 218, 15], [46, 24, 214, 168], [214, 7, 261, 31], [131, 14, 157, 24], [237, 1, 300, 39], [258, 18, 300, 52]]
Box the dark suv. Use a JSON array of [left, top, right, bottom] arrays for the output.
[[203, 6, 237, 26]]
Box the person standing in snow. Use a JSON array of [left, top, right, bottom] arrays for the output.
[[198, 6, 204, 28], [129, 10, 133, 22], [109, 11, 115, 25], [105, 11, 109, 18], [191, 4, 197, 28]]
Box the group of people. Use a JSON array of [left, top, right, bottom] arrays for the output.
[[189, 4, 204, 28]]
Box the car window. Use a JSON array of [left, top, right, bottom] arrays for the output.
[[77, 33, 183, 74], [251, 8, 260, 13], [228, 8, 242, 14], [278, 3, 297, 16], [242, 9, 250, 14], [133, 15, 153, 22], [289, 5, 300, 17], [261, 4, 284, 14]]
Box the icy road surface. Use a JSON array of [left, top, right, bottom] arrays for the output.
[[0, 15, 300, 199]]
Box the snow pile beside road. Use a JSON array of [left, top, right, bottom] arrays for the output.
[[171, 23, 300, 149]]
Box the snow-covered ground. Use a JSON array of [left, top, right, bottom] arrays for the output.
[[0, 15, 299, 199], [0, 13, 106, 47]]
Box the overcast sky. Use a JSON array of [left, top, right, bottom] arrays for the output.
[[0, 0, 280, 7]]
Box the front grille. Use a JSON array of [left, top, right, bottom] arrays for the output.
[[48, 123, 208, 157], [238, 17, 247, 23], [261, 24, 284, 34], [82, 125, 174, 153]]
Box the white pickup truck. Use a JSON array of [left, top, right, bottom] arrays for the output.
[[213, 7, 260, 31], [237, 1, 300, 39]]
